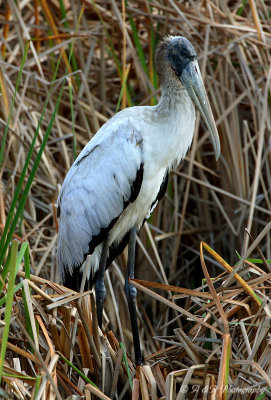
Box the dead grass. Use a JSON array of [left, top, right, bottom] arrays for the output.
[[1, 0, 271, 399]]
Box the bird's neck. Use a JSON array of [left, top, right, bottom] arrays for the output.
[[150, 85, 196, 168], [156, 84, 190, 115]]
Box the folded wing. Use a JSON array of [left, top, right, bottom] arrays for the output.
[[57, 125, 144, 281]]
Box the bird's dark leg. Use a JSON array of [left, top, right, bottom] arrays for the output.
[[95, 234, 110, 329], [124, 226, 143, 365]]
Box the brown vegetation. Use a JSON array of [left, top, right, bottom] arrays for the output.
[[0, 0, 271, 398]]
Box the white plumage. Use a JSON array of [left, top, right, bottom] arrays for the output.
[[57, 35, 220, 364], [58, 90, 195, 282]]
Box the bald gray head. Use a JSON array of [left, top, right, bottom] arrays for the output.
[[155, 36, 221, 160], [155, 36, 197, 88]]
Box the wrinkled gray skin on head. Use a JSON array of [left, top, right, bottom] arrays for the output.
[[154, 36, 197, 90]]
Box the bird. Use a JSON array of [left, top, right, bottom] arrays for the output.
[[57, 35, 220, 366]]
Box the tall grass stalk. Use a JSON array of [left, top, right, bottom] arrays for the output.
[[0, 240, 18, 383]]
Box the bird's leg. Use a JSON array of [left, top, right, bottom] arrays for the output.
[[95, 234, 110, 329], [124, 226, 143, 366]]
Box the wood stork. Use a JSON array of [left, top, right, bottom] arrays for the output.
[[57, 36, 220, 365]]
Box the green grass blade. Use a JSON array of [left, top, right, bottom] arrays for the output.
[[20, 243, 34, 349], [119, 342, 133, 390], [0, 281, 24, 308], [59, 354, 98, 388], [15, 242, 29, 273], [223, 337, 231, 398], [128, 15, 148, 76], [23, 242, 30, 279], [0, 240, 18, 384], [115, 65, 131, 113], [236, 0, 249, 15], [256, 390, 270, 400], [68, 80, 77, 160], [235, 250, 271, 264], [34, 375, 41, 398]]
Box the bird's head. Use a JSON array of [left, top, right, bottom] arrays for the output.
[[155, 36, 220, 160]]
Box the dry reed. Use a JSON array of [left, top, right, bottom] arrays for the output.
[[1, 0, 271, 398]]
